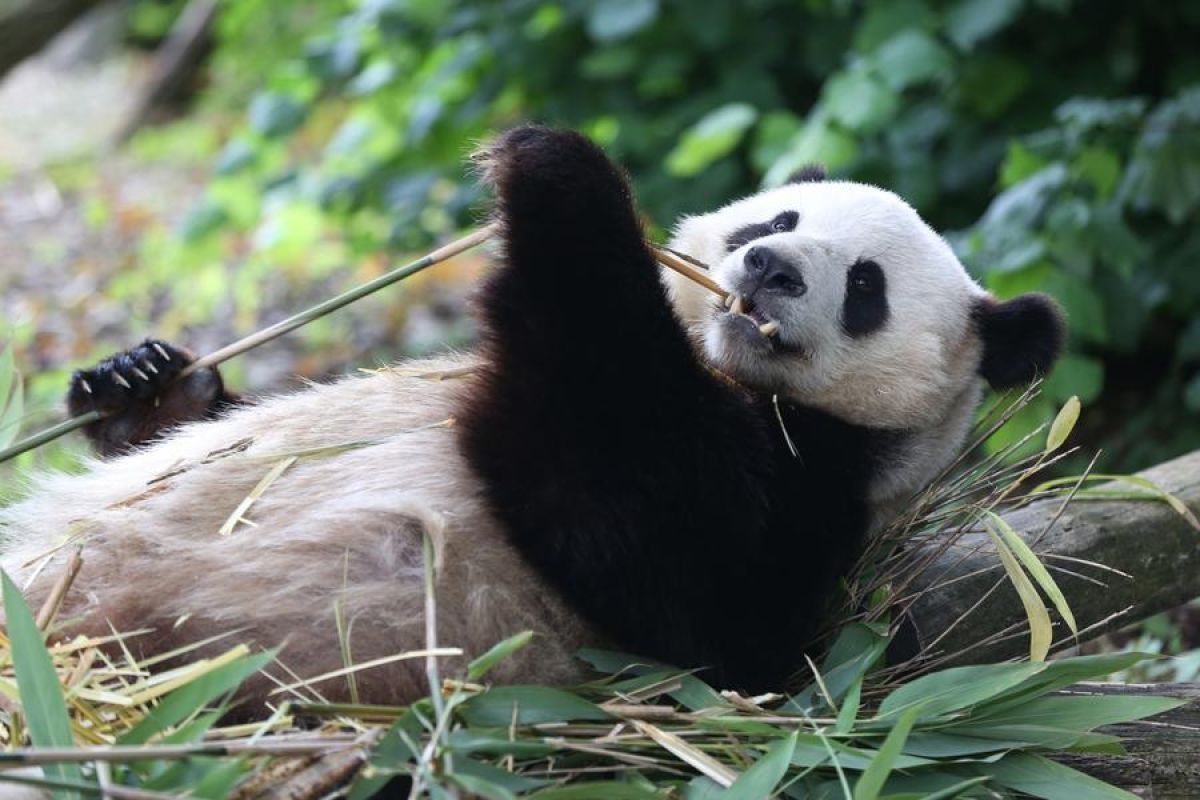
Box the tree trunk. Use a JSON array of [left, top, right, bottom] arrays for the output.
[[1058, 683, 1200, 799], [904, 449, 1200, 665], [0, 0, 101, 80]]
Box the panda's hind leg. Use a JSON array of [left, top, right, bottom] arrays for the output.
[[67, 339, 241, 457]]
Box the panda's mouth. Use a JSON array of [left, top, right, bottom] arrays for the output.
[[722, 293, 780, 338]]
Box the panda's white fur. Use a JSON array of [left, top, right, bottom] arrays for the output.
[[1, 134, 1055, 710], [665, 180, 988, 515], [2, 355, 594, 702]]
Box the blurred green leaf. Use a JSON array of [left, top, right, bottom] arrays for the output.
[[824, 67, 898, 132], [586, 0, 659, 42], [0, 347, 23, 450], [873, 30, 953, 90], [666, 103, 759, 177], [248, 92, 308, 138], [945, 0, 1023, 51], [721, 731, 797, 799]]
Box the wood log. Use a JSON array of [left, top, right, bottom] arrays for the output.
[[1057, 682, 1200, 799], [904, 449, 1200, 665]]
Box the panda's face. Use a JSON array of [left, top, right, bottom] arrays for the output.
[[666, 179, 1061, 430]]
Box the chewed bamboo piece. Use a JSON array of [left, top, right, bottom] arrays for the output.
[[0, 227, 723, 463]]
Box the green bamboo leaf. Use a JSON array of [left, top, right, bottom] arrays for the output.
[[467, 630, 534, 681], [974, 753, 1138, 799], [968, 694, 1183, 731], [880, 776, 990, 800], [447, 774, 517, 800], [878, 661, 1045, 720], [119, 649, 276, 745], [1045, 395, 1080, 453], [986, 525, 1053, 661], [985, 512, 1077, 637], [719, 731, 797, 799], [532, 782, 661, 799], [1, 570, 83, 799], [452, 756, 550, 793], [836, 677, 863, 734], [853, 704, 922, 800], [459, 686, 611, 726]]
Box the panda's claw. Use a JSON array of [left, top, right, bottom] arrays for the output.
[[152, 342, 171, 361], [112, 373, 132, 389], [141, 359, 159, 375], [79, 377, 92, 394], [131, 367, 150, 382]]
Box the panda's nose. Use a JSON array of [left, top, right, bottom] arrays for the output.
[[745, 246, 806, 296]]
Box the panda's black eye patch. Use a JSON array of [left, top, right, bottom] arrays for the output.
[[725, 210, 799, 252], [842, 260, 889, 338]]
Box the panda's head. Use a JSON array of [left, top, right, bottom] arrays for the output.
[[665, 170, 1064, 431]]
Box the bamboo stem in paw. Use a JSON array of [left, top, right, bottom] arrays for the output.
[[654, 247, 728, 300]]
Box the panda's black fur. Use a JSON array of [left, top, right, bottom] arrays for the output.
[[458, 127, 904, 689]]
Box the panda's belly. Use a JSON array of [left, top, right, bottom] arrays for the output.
[[0, 353, 597, 708]]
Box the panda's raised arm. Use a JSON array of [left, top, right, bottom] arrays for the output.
[[470, 126, 712, 389], [458, 127, 794, 687]]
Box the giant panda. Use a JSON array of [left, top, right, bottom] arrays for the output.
[[0, 127, 1063, 710]]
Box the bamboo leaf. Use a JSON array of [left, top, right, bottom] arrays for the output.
[[719, 731, 797, 799], [975, 752, 1139, 799], [853, 704, 922, 800], [119, 649, 276, 745], [467, 630, 534, 681], [878, 662, 1045, 720], [459, 686, 611, 726], [836, 677, 863, 734], [1, 570, 83, 799], [531, 783, 662, 799], [967, 694, 1183, 731], [1045, 395, 1080, 453], [986, 526, 1053, 661], [985, 512, 1077, 636]]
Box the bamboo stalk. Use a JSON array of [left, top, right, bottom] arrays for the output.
[[0, 226, 495, 464], [0, 227, 724, 464], [653, 247, 727, 299], [0, 738, 365, 766]]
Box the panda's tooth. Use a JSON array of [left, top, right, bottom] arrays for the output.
[[731, 294, 745, 316], [759, 320, 780, 337], [723, 293, 735, 309]]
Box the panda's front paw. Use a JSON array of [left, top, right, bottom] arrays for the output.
[[478, 126, 640, 245], [68, 339, 226, 456]]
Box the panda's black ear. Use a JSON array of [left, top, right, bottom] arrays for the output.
[[786, 164, 827, 183], [975, 293, 1065, 390]]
